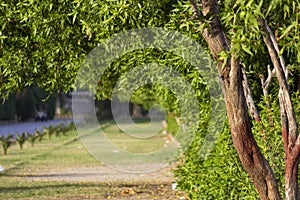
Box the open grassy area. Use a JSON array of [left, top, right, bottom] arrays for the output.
[[100, 120, 171, 153], [0, 131, 98, 171], [0, 121, 186, 199]]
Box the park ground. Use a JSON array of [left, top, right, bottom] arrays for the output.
[[0, 121, 188, 199]]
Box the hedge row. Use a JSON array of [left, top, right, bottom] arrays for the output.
[[0, 122, 75, 155]]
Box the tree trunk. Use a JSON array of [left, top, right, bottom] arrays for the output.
[[189, 0, 281, 198], [222, 57, 281, 200], [258, 17, 300, 200], [285, 157, 299, 200]]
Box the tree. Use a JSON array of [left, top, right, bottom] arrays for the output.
[[0, 0, 176, 97], [1, 0, 300, 199], [15, 88, 36, 121], [187, 0, 300, 199], [0, 94, 16, 120]]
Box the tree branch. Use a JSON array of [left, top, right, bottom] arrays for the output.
[[190, 0, 201, 17], [259, 17, 298, 149], [260, 65, 275, 108], [260, 65, 275, 96], [241, 67, 261, 121]]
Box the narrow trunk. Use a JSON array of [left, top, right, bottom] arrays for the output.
[[285, 158, 299, 200]]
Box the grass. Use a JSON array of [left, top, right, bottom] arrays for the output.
[[0, 131, 98, 172], [77, 120, 180, 169], [0, 120, 185, 199], [101, 120, 167, 153], [0, 130, 104, 199]]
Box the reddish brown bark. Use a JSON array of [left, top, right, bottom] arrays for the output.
[[223, 63, 280, 199], [285, 156, 299, 199], [231, 121, 280, 199]]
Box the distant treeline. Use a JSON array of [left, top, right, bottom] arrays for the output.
[[0, 86, 57, 121]]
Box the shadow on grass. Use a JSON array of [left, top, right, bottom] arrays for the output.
[[0, 182, 106, 192], [1, 172, 103, 178]]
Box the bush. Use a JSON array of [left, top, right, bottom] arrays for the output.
[[173, 96, 289, 199], [0, 134, 15, 155], [54, 123, 64, 137], [66, 121, 75, 131], [16, 132, 27, 150], [35, 129, 45, 142], [27, 133, 37, 147], [0, 122, 75, 155], [174, 121, 258, 199], [166, 114, 179, 136]]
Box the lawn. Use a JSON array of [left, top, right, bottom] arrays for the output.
[[0, 121, 186, 199]]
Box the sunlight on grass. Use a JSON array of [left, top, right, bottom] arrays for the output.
[[0, 131, 99, 173], [101, 121, 166, 153]]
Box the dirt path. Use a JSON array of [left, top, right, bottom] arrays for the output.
[[25, 164, 174, 182], [24, 164, 188, 200]]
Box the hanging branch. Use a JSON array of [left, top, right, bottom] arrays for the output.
[[190, 0, 201, 17], [260, 65, 276, 127], [259, 17, 298, 148], [241, 67, 261, 121], [260, 65, 276, 109]]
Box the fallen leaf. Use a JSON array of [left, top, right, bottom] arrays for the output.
[[121, 188, 136, 195]]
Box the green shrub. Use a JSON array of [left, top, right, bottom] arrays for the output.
[[54, 123, 64, 137], [66, 122, 75, 131], [166, 114, 179, 136], [173, 96, 290, 199], [174, 121, 258, 199], [35, 129, 45, 142], [16, 132, 27, 150], [43, 124, 56, 139], [60, 122, 75, 135], [0, 134, 15, 155], [27, 133, 37, 147]]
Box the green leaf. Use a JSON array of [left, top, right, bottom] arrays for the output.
[[241, 44, 253, 56]]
